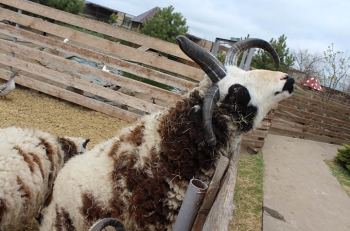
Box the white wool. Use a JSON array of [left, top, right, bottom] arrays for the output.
[[0, 126, 88, 231]]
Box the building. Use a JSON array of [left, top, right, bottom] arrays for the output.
[[82, 1, 134, 28], [131, 7, 159, 31]]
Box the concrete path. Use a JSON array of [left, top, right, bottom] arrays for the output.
[[263, 134, 350, 231]]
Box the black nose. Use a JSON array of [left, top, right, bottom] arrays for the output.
[[282, 75, 295, 94]]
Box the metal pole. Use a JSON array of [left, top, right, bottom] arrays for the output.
[[239, 50, 248, 69], [242, 48, 256, 71], [211, 39, 220, 56], [172, 179, 208, 231]]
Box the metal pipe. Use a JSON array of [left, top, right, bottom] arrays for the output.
[[172, 179, 208, 231]]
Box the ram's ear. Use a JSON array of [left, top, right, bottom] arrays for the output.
[[187, 105, 202, 119], [223, 84, 251, 106]]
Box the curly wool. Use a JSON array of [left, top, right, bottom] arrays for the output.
[[0, 126, 88, 231]]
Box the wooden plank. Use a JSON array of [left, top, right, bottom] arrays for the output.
[[275, 111, 350, 134], [0, 0, 195, 62], [0, 8, 205, 81], [241, 138, 265, 148], [273, 118, 350, 140], [278, 104, 349, 128], [290, 93, 350, 115], [137, 46, 149, 52], [202, 143, 242, 231], [0, 69, 140, 122], [0, 39, 178, 109], [282, 97, 349, 121], [0, 53, 172, 114], [192, 156, 229, 231], [270, 124, 350, 145], [244, 129, 268, 139], [0, 23, 197, 91]]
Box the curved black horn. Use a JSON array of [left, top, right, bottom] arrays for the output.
[[82, 138, 90, 149], [225, 38, 280, 68], [176, 35, 227, 83], [89, 218, 126, 231], [203, 83, 220, 146]]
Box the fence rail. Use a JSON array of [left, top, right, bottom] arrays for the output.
[[0, 0, 273, 151], [271, 87, 350, 145]]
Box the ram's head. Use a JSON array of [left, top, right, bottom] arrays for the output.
[[177, 36, 294, 146]]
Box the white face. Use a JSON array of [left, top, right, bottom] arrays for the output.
[[218, 66, 294, 127]]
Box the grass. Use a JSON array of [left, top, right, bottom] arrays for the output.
[[229, 152, 264, 231], [324, 160, 350, 197]]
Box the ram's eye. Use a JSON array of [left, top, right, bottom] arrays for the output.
[[274, 91, 281, 96]]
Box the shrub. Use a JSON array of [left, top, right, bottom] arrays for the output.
[[335, 143, 350, 171]]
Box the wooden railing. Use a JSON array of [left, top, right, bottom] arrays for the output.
[[0, 0, 271, 151], [270, 86, 350, 145], [0, 0, 201, 122]]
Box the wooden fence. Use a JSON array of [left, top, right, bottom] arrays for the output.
[[270, 85, 350, 145], [0, 0, 269, 151]]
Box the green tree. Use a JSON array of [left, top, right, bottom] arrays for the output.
[[251, 34, 295, 72], [29, 0, 85, 14], [141, 5, 188, 43], [108, 13, 118, 25], [319, 43, 350, 91], [335, 143, 350, 172]]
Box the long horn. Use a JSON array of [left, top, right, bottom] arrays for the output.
[[224, 38, 280, 68], [89, 218, 126, 231], [176, 35, 227, 83], [203, 83, 220, 146]]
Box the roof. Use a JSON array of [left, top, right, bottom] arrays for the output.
[[85, 1, 118, 13], [300, 76, 323, 91], [131, 7, 159, 23]]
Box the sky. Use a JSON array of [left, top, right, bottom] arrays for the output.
[[87, 0, 350, 55]]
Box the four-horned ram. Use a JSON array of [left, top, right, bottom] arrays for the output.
[[39, 36, 294, 231]]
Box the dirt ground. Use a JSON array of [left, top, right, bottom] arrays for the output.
[[0, 83, 131, 148], [0, 81, 132, 230]]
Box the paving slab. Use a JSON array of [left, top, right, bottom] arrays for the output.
[[263, 134, 350, 231]]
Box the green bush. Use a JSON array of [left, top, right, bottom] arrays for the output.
[[335, 143, 350, 171]]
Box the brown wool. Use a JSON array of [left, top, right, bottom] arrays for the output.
[[55, 206, 75, 231], [58, 138, 78, 162], [39, 137, 56, 189], [39, 137, 55, 171], [108, 140, 120, 159], [30, 152, 45, 179], [14, 146, 35, 173], [80, 193, 124, 225], [43, 191, 53, 208], [120, 123, 145, 146], [16, 176, 32, 200], [110, 148, 171, 229], [0, 199, 8, 224]]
